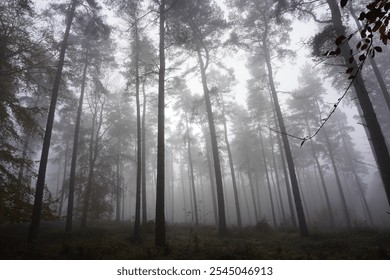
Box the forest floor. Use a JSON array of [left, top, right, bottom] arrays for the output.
[[0, 221, 389, 259]]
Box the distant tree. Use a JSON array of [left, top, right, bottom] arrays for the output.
[[65, 9, 112, 232], [169, 0, 229, 235], [209, 70, 242, 227], [171, 79, 199, 225], [229, 0, 309, 236]]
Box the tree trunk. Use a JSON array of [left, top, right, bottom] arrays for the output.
[[258, 127, 276, 227], [304, 115, 335, 228], [238, 171, 252, 225], [155, 0, 166, 247], [28, 0, 77, 242], [81, 102, 104, 228], [246, 167, 259, 223], [195, 46, 227, 235], [170, 147, 175, 223], [326, 0, 390, 205], [274, 114, 297, 228], [116, 139, 121, 223], [179, 152, 188, 223], [141, 77, 147, 224], [220, 94, 242, 227], [58, 140, 69, 217], [66, 47, 89, 232], [322, 128, 352, 228], [133, 16, 142, 239], [204, 133, 219, 225], [339, 122, 374, 226], [269, 128, 287, 225], [263, 30, 309, 236], [185, 112, 198, 225]]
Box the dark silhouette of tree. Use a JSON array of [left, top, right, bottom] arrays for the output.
[[28, 0, 78, 243], [155, 0, 167, 247]]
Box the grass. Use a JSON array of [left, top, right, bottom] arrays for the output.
[[0, 221, 389, 259]]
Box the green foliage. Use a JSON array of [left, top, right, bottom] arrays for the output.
[[0, 179, 56, 224]]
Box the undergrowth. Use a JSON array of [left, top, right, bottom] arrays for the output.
[[0, 222, 389, 259]]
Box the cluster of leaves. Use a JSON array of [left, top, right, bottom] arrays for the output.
[[0, 180, 56, 224], [341, 0, 390, 46], [324, 0, 389, 80]]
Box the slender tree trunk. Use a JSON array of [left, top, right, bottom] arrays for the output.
[[185, 113, 198, 225], [66, 47, 89, 232], [204, 135, 219, 225], [339, 123, 374, 226], [28, 0, 77, 243], [263, 32, 309, 236], [116, 138, 121, 223], [58, 140, 69, 217], [326, 0, 390, 205], [258, 127, 276, 227], [180, 152, 188, 223], [155, 0, 166, 247], [133, 16, 142, 239], [81, 103, 103, 228], [269, 128, 287, 225], [274, 115, 297, 228], [322, 128, 352, 228], [246, 167, 259, 223], [170, 148, 175, 223], [196, 46, 227, 235], [304, 116, 335, 228], [17, 135, 29, 184], [220, 94, 242, 227], [141, 78, 147, 224]]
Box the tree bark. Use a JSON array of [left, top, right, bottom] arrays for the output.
[[66, 47, 89, 232], [141, 78, 147, 224], [155, 0, 166, 247], [204, 132, 219, 225]]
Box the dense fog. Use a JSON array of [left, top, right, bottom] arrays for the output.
[[1, 0, 390, 259]]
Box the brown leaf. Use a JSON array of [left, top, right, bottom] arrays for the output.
[[340, 0, 348, 8], [335, 35, 346, 45]]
